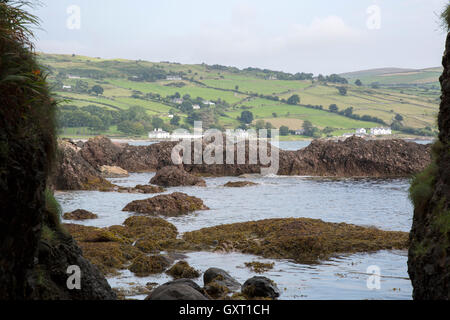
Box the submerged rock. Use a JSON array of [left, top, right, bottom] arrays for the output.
[[223, 181, 258, 187], [166, 261, 200, 279], [244, 262, 275, 273], [183, 218, 409, 263], [122, 192, 209, 217], [242, 276, 280, 299], [150, 166, 206, 187], [63, 209, 98, 221]]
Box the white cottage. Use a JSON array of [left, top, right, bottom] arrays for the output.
[[148, 128, 170, 139], [370, 127, 392, 135]]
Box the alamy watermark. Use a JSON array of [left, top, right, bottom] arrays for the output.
[[170, 121, 279, 175], [366, 265, 381, 290], [366, 4, 381, 30], [66, 265, 81, 290], [66, 5, 81, 30]]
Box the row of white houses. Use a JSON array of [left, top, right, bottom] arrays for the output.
[[343, 127, 392, 137]]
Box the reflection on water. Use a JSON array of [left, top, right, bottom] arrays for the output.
[[55, 139, 420, 299]]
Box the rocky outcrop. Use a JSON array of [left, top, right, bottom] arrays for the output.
[[241, 276, 280, 299], [279, 136, 431, 177], [150, 166, 206, 187], [122, 192, 209, 216], [408, 30, 450, 300], [0, 2, 115, 300], [51, 140, 115, 191], [63, 209, 98, 221], [204, 267, 241, 291]]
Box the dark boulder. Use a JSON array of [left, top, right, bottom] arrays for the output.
[[146, 279, 208, 300], [203, 267, 241, 292], [241, 276, 280, 299]]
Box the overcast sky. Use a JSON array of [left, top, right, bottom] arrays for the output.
[[31, 0, 449, 75]]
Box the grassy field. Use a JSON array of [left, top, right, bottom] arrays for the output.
[[39, 53, 440, 138]]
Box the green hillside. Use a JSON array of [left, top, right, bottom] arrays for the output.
[[38, 53, 439, 139]]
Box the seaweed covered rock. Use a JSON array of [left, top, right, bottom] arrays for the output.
[[204, 268, 241, 292], [223, 181, 258, 188], [241, 276, 280, 299], [128, 254, 171, 277], [166, 261, 200, 279], [63, 209, 98, 221], [184, 218, 409, 263], [408, 28, 450, 300], [79, 136, 124, 169], [150, 166, 206, 187], [122, 192, 209, 216]]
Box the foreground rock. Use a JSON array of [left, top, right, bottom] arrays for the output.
[[63, 209, 98, 220], [122, 192, 209, 217], [146, 279, 208, 300], [408, 30, 450, 300], [223, 181, 258, 188], [183, 218, 409, 263], [203, 267, 241, 299], [242, 276, 280, 299], [150, 166, 206, 187], [100, 165, 129, 178]]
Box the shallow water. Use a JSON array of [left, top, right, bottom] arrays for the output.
[[55, 140, 428, 300], [56, 170, 415, 299]]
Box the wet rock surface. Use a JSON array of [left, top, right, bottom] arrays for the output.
[[223, 181, 258, 187], [166, 261, 200, 279], [122, 192, 209, 217], [204, 267, 241, 292], [63, 209, 98, 221], [242, 276, 280, 299], [150, 166, 206, 187]]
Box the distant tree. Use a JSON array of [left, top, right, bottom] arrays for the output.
[[370, 82, 380, 89], [287, 94, 300, 105], [337, 86, 347, 96], [240, 110, 254, 124], [180, 101, 193, 113], [323, 126, 334, 134], [355, 79, 363, 86], [75, 80, 89, 93], [329, 104, 339, 113], [90, 85, 104, 96], [343, 107, 353, 117], [174, 92, 181, 99], [272, 112, 277, 118], [170, 115, 180, 126], [152, 117, 164, 129], [302, 120, 314, 136], [255, 119, 265, 130], [395, 114, 404, 122], [235, 85, 239, 91], [182, 94, 191, 100], [279, 125, 289, 136], [265, 122, 273, 129]]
